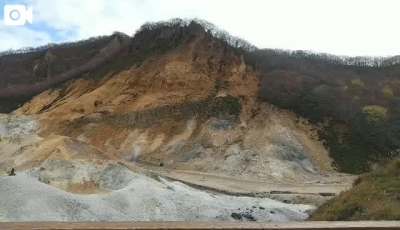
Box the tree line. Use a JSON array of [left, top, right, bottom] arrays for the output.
[[2, 18, 400, 68], [0, 32, 129, 57], [0, 35, 131, 98]]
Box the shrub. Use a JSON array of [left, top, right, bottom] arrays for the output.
[[309, 159, 400, 220], [351, 79, 365, 87], [382, 86, 394, 98], [362, 105, 388, 124]]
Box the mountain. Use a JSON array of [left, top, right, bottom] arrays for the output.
[[1, 19, 399, 174], [7, 19, 339, 184], [0, 18, 399, 221]]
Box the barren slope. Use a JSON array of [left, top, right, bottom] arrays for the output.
[[12, 26, 350, 185]]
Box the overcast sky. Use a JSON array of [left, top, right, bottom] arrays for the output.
[[1, 0, 400, 56]]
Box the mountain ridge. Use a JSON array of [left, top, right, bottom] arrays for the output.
[[2, 18, 400, 173]]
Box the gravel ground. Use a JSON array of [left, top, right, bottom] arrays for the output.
[[0, 172, 313, 222]]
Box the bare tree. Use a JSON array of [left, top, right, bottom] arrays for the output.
[[44, 50, 57, 80]]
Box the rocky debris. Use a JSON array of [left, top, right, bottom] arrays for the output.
[[230, 206, 284, 222], [8, 168, 16, 176], [229, 205, 296, 222], [230, 212, 256, 221]]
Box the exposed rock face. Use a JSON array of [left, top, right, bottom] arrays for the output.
[[9, 26, 341, 184]]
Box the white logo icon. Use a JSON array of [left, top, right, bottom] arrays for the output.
[[4, 5, 33, 26]]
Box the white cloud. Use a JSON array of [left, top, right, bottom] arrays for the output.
[[26, 0, 199, 40], [2, 0, 400, 56], [0, 20, 52, 51]]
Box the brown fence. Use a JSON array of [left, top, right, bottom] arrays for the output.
[[0, 222, 399, 230]]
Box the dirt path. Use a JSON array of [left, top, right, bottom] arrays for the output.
[[136, 164, 356, 206], [137, 163, 355, 199]]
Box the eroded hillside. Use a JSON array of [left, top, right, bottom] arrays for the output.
[[8, 21, 353, 187]]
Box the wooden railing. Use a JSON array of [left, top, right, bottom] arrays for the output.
[[0, 222, 399, 230]]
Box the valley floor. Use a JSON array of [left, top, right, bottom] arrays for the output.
[[0, 170, 312, 222], [136, 162, 356, 206]]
